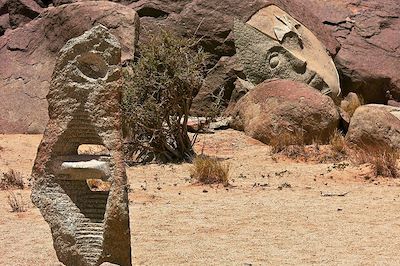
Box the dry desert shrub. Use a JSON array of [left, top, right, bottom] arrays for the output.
[[351, 147, 399, 178], [122, 30, 207, 163], [0, 169, 24, 190], [7, 191, 27, 212], [191, 156, 230, 186]]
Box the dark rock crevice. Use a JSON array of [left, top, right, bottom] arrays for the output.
[[137, 6, 169, 18]]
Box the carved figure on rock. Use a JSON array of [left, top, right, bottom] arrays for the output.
[[31, 25, 131, 266], [234, 5, 341, 102]]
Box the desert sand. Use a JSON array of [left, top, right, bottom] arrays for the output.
[[1, 130, 400, 265]]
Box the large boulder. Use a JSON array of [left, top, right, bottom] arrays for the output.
[[300, 0, 400, 104], [0, 1, 139, 133], [346, 104, 400, 150], [230, 79, 340, 144]]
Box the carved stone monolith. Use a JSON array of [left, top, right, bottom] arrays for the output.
[[234, 5, 341, 102], [31, 25, 131, 266]]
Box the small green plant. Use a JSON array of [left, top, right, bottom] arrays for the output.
[[122, 30, 207, 163], [0, 169, 24, 190], [7, 191, 27, 212], [190, 156, 230, 186]]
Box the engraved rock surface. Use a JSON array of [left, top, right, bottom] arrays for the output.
[[234, 5, 341, 103], [31, 25, 132, 266], [230, 79, 340, 144]]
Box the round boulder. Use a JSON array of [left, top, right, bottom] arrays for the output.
[[230, 79, 340, 144], [346, 104, 400, 150]]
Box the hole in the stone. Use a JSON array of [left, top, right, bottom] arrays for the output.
[[78, 144, 110, 156], [87, 179, 111, 192], [137, 7, 169, 18], [76, 52, 108, 79]]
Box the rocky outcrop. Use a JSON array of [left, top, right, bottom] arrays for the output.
[[300, 0, 400, 104], [0, 1, 139, 133], [132, 0, 339, 117], [346, 104, 400, 150], [31, 25, 132, 266], [129, 0, 339, 60], [230, 79, 340, 144], [5, 0, 399, 134]]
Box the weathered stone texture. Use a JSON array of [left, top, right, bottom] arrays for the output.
[[346, 104, 400, 150], [300, 0, 400, 103], [31, 25, 131, 266], [0, 1, 139, 133], [230, 79, 340, 144]]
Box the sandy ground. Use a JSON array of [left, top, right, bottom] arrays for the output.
[[1, 130, 400, 265]]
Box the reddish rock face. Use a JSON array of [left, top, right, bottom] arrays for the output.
[[230, 79, 340, 144], [129, 0, 339, 59], [0, 0, 44, 31], [130, 0, 339, 117], [299, 0, 400, 104], [7, 0, 44, 28], [0, 1, 139, 133], [31, 25, 132, 266]]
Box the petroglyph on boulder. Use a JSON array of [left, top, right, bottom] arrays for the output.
[[31, 25, 131, 266], [234, 5, 341, 102]]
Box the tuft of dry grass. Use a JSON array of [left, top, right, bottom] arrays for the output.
[[270, 130, 349, 163], [191, 155, 230, 186], [329, 129, 347, 154], [7, 191, 27, 212], [350, 148, 399, 178], [0, 169, 24, 190], [269, 131, 305, 155]]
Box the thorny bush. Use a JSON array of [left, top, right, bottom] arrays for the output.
[[122, 31, 207, 163]]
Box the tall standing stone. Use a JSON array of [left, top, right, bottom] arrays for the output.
[[31, 25, 131, 266]]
